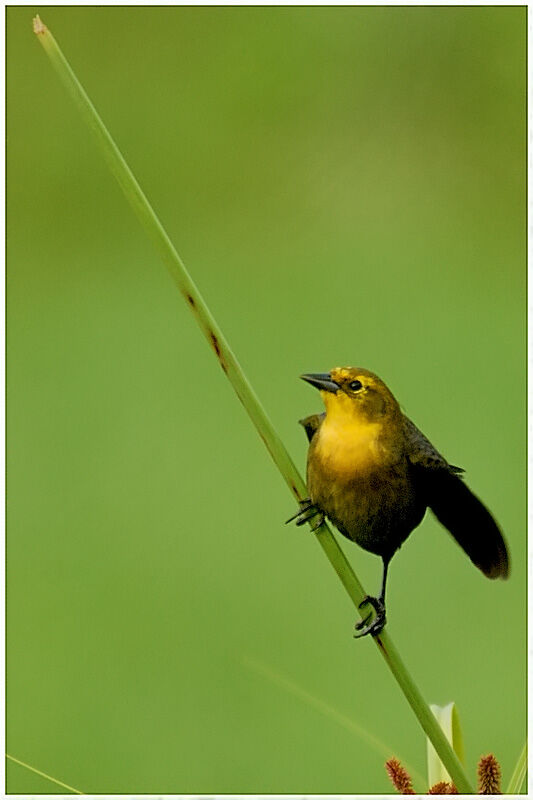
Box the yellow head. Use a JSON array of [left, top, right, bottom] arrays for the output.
[[301, 367, 401, 425]]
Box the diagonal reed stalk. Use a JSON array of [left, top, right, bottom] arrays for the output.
[[33, 16, 474, 794]]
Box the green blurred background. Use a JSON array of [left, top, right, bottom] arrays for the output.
[[7, 6, 526, 795]]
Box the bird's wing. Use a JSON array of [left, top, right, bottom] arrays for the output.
[[299, 412, 325, 443], [403, 415, 462, 473], [403, 414, 509, 580]]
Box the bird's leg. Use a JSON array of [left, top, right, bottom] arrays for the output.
[[354, 556, 390, 638], [286, 498, 325, 531]]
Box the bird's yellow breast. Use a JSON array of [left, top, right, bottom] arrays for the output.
[[314, 416, 383, 477]]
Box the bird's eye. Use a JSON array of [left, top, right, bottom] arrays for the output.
[[349, 380, 363, 392]]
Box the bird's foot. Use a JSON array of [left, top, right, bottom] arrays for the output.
[[354, 596, 386, 638], [286, 498, 325, 531]]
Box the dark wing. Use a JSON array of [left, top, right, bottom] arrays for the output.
[[403, 415, 509, 580], [403, 416, 463, 473], [299, 412, 325, 443]]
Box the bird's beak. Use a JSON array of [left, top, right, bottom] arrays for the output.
[[300, 373, 339, 393]]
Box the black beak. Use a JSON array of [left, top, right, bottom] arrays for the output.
[[300, 373, 339, 393]]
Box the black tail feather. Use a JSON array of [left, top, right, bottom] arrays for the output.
[[425, 471, 509, 580]]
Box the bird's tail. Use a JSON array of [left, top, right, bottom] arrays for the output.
[[426, 471, 509, 579]]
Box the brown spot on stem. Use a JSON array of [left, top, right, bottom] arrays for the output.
[[210, 332, 227, 372], [290, 483, 303, 501], [210, 332, 221, 357], [186, 294, 195, 308]]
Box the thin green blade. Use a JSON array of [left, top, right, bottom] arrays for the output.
[[506, 740, 527, 794]]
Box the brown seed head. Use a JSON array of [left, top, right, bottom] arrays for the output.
[[477, 753, 502, 795], [429, 781, 455, 794], [385, 757, 415, 794]]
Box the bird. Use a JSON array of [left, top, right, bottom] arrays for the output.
[[289, 366, 509, 638]]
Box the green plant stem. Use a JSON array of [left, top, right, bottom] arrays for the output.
[[506, 739, 527, 794], [33, 16, 474, 794], [6, 753, 83, 794]]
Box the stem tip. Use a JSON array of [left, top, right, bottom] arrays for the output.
[[33, 15, 47, 36]]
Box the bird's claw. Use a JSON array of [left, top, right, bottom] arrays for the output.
[[286, 498, 325, 531], [354, 596, 386, 638]]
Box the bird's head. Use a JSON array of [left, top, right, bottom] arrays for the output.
[[300, 367, 401, 425]]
